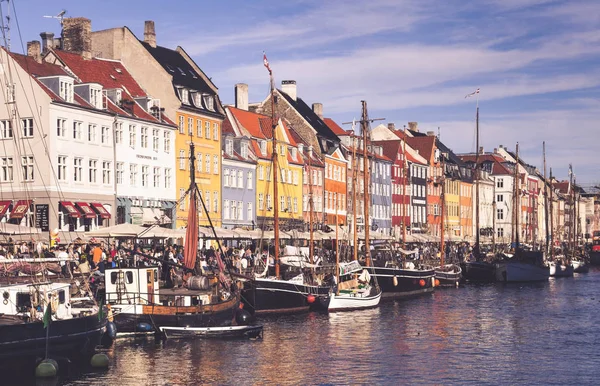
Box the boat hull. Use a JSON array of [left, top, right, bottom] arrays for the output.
[[328, 289, 382, 312], [366, 266, 435, 298], [495, 262, 550, 282], [572, 260, 590, 273], [434, 264, 462, 287], [460, 261, 496, 283], [242, 278, 331, 315], [589, 252, 600, 266], [549, 262, 574, 277], [160, 325, 263, 339]]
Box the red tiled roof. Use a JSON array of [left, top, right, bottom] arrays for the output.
[[405, 136, 435, 162], [228, 106, 268, 139], [323, 118, 347, 136], [344, 145, 391, 161], [10, 52, 69, 78], [222, 117, 235, 135], [458, 153, 512, 175], [553, 181, 570, 194]]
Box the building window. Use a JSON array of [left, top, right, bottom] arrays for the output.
[[153, 167, 160, 188], [178, 116, 184, 134], [497, 208, 504, 220], [248, 202, 253, 221], [204, 190, 211, 212], [165, 168, 171, 189], [179, 150, 186, 170], [224, 200, 230, 220], [116, 162, 124, 184], [205, 154, 210, 173], [225, 138, 233, 155], [213, 155, 219, 174], [241, 143, 248, 159], [258, 193, 264, 210], [230, 169, 236, 188], [101, 126, 110, 144], [293, 197, 298, 213], [205, 121, 210, 139], [115, 122, 123, 144], [141, 165, 149, 187], [164, 131, 171, 153], [152, 129, 159, 152], [1, 157, 13, 182], [267, 194, 272, 210], [231, 201, 237, 220], [237, 170, 243, 188], [0, 120, 12, 139], [73, 121, 82, 140], [197, 119, 202, 137], [247, 171, 253, 189], [224, 169, 230, 187], [56, 119, 66, 137], [21, 118, 33, 138], [237, 201, 243, 220], [213, 123, 219, 140], [59, 80, 73, 102], [497, 178, 504, 188], [497, 227, 504, 238], [130, 164, 138, 186], [213, 192, 218, 213], [129, 125, 136, 148], [280, 196, 285, 211], [88, 159, 97, 183], [73, 157, 83, 182], [258, 165, 264, 180], [497, 194, 503, 203], [188, 118, 193, 135], [88, 124, 97, 142], [303, 195, 308, 211], [140, 127, 148, 148], [57, 156, 67, 181], [260, 140, 267, 155], [102, 161, 111, 184], [179, 188, 186, 211]]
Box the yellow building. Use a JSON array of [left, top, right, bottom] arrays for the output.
[[226, 107, 304, 229], [444, 179, 461, 241]]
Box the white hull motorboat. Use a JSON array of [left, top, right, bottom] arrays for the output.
[[328, 286, 382, 312], [549, 262, 574, 277]]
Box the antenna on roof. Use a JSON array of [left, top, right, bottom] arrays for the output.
[[0, 0, 11, 51], [43, 9, 67, 27]]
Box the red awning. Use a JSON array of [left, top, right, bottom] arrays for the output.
[[0, 200, 11, 219], [75, 202, 97, 219], [91, 202, 111, 219], [9, 200, 31, 219], [60, 201, 81, 218]]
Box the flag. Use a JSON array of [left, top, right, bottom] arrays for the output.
[[568, 164, 573, 176], [43, 304, 52, 329], [465, 88, 480, 98], [98, 300, 105, 321], [263, 51, 272, 74]]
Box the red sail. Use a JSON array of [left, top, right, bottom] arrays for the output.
[[184, 193, 198, 270]]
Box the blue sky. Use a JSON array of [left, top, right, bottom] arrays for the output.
[[9, 0, 600, 184]]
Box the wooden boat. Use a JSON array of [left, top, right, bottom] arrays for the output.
[[160, 324, 263, 339], [328, 261, 381, 312], [461, 261, 496, 282], [434, 263, 462, 287]]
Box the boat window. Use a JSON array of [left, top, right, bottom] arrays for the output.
[[58, 290, 66, 304], [16, 292, 31, 310], [110, 272, 118, 284], [126, 271, 134, 284], [147, 271, 153, 284], [155, 269, 158, 282]]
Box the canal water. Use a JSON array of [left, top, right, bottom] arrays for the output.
[[28, 270, 600, 385]]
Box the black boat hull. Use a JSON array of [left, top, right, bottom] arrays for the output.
[[461, 261, 496, 283], [0, 313, 107, 364], [242, 279, 331, 315], [590, 252, 600, 266], [366, 266, 435, 298]]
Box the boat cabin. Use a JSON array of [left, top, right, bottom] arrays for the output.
[[105, 266, 160, 305], [0, 282, 72, 320]]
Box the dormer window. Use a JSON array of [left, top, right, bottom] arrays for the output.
[[280, 145, 286, 156], [90, 87, 102, 109], [291, 147, 297, 160], [225, 138, 233, 155], [59, 79, 73, 103], [193, 92, 202, 107], [259, 140, 267, 155], [241, 142, 248, 159], [204, 95, 214, 111], [180, 88, 189, 104]]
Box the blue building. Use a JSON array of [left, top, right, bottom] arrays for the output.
[[369, 144, 393, 236]]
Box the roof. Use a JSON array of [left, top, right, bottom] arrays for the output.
[[373, 140, 426, 165], [405, 136, 436, 162], [343, 144, 392, 162], [458, 153, 513, 175], [288, 128, 324, 167], [10, 52, 70, 78], [228, 106, 267, 139], [323, 118, 347, 136]]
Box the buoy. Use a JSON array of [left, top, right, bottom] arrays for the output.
[[102, 321, 118, 347], [419, 279, 426, 287], [307, 294, 316, 304], [90, 353, 110, 369], [35, 359, 58, 378], [136, 322, 154, 332], [393, 276, 398, 287], [235, 309, 254, 325], [434, 279, 440, 287]]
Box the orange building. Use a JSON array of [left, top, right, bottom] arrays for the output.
[[460, 180, 474, 241]]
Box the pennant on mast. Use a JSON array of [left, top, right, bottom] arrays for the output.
[[465, 88, 480, 98]]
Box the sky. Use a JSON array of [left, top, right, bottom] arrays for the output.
[[7, 0, 600, 185]]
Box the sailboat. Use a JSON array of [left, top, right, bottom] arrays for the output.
[[104, 142, 255, 337], [240, 54, 331, 315], [568, 169, 588, 273], [460, 90, 496, 283], [434, 153, 462, 287], [327, 101, 381, 311]]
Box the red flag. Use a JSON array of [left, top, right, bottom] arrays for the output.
[[263, 51, 272, 74]]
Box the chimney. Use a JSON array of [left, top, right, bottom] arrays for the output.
[[27, 41, 42, 64], [281, 80, 297, 101], [234, 83, 248, 111], [39, 32, 54, 53], [388, 122, 395, 131], [144, 21, 157, 48], [493, 148, 498, 154], [426, 131, 435, 137], [312, 103, 323, 118], [62, 17, 92, 60], [408, 122, 418, 132], [479, 146, 484, 154]]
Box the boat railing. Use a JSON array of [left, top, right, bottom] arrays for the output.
[[105, 290, 218, 308]]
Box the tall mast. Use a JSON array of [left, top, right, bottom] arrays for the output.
[[352, 134, 358, 261], [572, 173, 577, 258], [402, 126, 407, 248], [549, 168, 554, 259], [440, 154, 446, 266], [335, 205, 340, 295], [513, 142, 521, 251], [492, 176, 496, 252], [543, 142, 549, 257], [475, 97, 480, 251], [308, 149, 314, 265], [361, 101, 371, 267]]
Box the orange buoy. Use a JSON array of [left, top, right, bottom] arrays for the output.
[[419, 279, 426, 287], [434, 279, 440, 287], [307, 294, 316, 304]]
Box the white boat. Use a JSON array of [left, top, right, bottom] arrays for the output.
[[572, 259, 589, 273], [549, 261, 574, 277], [328, 265, 382, 312], [160, 325, 263, 339], [495, 261, 550, 282]]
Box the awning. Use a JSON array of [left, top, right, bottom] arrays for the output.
[[0, 200, 11, 219], [10, 200, 31, 219], [91, 202, 111, 219], [141, 207, 156, 225], [75, 202, 96, 219], [60, 201, 81, 218]]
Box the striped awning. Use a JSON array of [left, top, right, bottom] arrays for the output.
[[9, 200, 31, 219]]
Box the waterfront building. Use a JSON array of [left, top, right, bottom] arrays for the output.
[[92, 20, 225, 228], [221, 120, 257, 230], [0, 45, 115, 233], [322, 119, 349, 229], [46, 45, 177, 227]]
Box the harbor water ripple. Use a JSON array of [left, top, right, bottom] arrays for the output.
[[52, 270, 600, 385]]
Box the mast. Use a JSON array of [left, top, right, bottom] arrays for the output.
[[335, 205, 340, 295], [543, 142, 549, 257], [549, 168, 554, 259], [361, 101, 371, 267], [475, 98, 480, 252], [492, 177, 497, 252], [352, 134, 358, 261], [308, 148, 314, 265], [513, 142, 521, 252], [573, 173, 577, 258], [440, 154, 446, 266], [401, 126, 407, 248]]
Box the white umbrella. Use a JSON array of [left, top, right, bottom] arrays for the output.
[[85, 223, 147, 238]]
